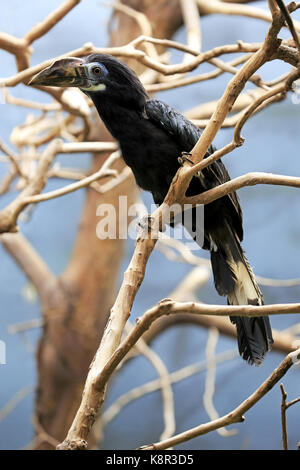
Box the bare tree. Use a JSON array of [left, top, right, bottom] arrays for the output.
[[0, 0, 300, 450]]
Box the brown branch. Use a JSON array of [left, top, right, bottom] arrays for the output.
[[0, 143, 119, 233], [180, 0, 202, 59], [184, 70, 297, 171], [0, 139, 61, 233], [185, 88, 264, 119], [0, 233, 60, 305], [0, 386, 34, 423], [0, 32, 32, 70], [280, 383, 289, 450], [0, 32, 27, 54], [3, 89, 60, 111], [0, 0, 81, 71], [199, 0, 300, 33], [269, 0, 300, 52], [146, 54, 252, 93], [24, 0, 81, 45], [185, 172, 300, 207], [0, 169, 17, 196], [25, 158, 118, 204], [0, 39, 261, 88], [140, 349, 300, 450], [280, 383, 300, 450], [0, 43, 144, 87], [57, 219, 159, 450], [57, 297, 300, 449], [98, 349, 237, 435], [0, 139, 24, 178], [275, 42, 300, 66], [139, 39, 261, 75], [186, 6, 290, 168], [139, 313, 300, 357]]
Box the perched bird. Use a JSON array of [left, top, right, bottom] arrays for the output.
[[30, 54, 273, 364]]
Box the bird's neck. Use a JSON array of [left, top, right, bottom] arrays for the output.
[[89, 92, 146, 143]]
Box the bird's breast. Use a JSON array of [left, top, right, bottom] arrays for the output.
[[119, 124, 180, 196]]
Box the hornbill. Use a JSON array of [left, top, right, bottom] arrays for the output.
[[30, 54, 273, 365]]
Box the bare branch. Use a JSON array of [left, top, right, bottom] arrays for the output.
[[198, 0, 300, 32], [128, 331, 176, 442], [280, 383, 300, 450], [0, 386, 34, 423], [280, 383, 289, 450], [185, 172, 300, 207], [203, 328, 237, 437], [0, 139, 62, 233], [140, 349, 300, 450], [24, 0, 81, 45], [0, 233, 58, 303], [97, 349, 237, 434], [0, 145, 119, 232]]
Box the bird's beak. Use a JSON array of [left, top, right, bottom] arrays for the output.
[[29, 57, 88, 88]]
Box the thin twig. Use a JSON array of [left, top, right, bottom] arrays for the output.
[[97, 349, 237, 431], [140, 350, 300, 450], [203, 328, 237, 437], [0, 386, 34, 422], [280, 383, 289, 450]]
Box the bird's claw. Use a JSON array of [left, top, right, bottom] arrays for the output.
[[178, 152, 194, 166]]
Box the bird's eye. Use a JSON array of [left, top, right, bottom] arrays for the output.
[[92, 66, 102, 75]]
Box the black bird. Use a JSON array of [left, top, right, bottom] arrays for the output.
[[30, 54, 273, 364]]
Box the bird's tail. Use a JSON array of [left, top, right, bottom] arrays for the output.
[[210, 222, 273, 365]]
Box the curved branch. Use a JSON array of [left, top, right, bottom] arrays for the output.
[[0, 233, 58, 304], [24, 0, 81, 45], [185, 172, 300, 206]]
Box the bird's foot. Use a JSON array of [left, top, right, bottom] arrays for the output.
[[178, 151, 194, 166], [138, 215, 155, 231]]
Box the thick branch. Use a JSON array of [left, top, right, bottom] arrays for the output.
[[0, 233, 63, 306]]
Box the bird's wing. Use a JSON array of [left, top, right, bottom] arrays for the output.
[[145, 99, 201, 151], [145, 99, 243, 240]]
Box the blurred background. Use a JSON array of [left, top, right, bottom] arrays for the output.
[[0, 0, 300, 450]]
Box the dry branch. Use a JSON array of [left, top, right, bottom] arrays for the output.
[[280, 383, 300, 450], [0, 233, 59, 305], [58, 294, 300, 449], [0, 143, 119, 232], [97, 349, 237, 436], [0, 139, 61, 233], [198, 0, 300, 33], [24, 0, 81, 45], [140, 349, 300, 450]]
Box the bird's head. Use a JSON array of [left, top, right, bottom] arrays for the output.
[[29, 54, 148, 109]]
